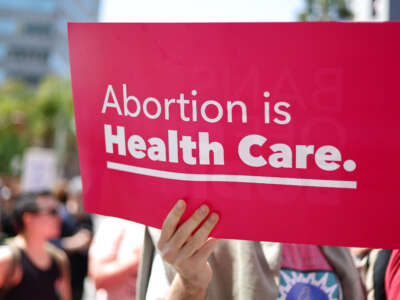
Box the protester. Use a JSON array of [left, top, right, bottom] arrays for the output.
[[0, 191, 71, 300], [351, 247, 392, 300], [52, 177, 93, 300], [137, 200, 365, 300], [89, 216, 144, 300]]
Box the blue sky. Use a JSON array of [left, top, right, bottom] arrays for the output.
[[99, 0, 304, 22]]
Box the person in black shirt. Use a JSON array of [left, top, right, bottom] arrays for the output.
[[0, 192, 71, 300]]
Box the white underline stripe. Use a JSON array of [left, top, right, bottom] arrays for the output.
[[107, 161, 357, 189]]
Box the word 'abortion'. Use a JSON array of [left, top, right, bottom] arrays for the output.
[[102, 84, 291, 124], [105, 125, 357, 173]]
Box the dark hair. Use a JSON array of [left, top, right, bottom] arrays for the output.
[[13, 190, 53, 233]]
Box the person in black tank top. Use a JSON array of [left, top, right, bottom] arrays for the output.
[[5, 249, 61, 300], [0, 192, 72, 300]]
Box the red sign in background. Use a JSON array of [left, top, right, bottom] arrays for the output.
[[68, 22, 400, 248]]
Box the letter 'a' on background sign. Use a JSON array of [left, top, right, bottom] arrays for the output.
[[68, 22, 400, 249]]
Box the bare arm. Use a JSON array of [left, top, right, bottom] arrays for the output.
[[0, 246, 12, 288], [89, 247, 141, 289], [61, 228, 92, 253], [47, 243, 72, 300], [157, 200, 220, 300]]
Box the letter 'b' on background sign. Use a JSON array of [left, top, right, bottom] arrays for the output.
[[68, 22, 400, 249]]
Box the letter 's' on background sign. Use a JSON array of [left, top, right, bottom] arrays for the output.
[[68, 23, 400, 248]]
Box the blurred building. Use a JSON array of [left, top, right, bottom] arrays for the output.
[[352, 0, 400, 21], [391, 1, 400, 20], [0, 0, 99, 85]]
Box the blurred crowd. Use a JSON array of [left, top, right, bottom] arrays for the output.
[[0, 176, 143, 300], [0, 176, 400, 300]]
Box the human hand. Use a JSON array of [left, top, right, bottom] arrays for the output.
[[157, 200, 219, 296]]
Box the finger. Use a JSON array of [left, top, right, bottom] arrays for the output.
[[193, 237, 220, 262], [113, 228, 126, 253], [178, 212, 219, 258], [168, 204, 210, 249], [159, 200, 186, 246]]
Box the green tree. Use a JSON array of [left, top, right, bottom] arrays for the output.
[[299, 0, 353, 21], [29, 77, 74, 147], [0, 77, 76, 175], [0, 80, 33, 174]]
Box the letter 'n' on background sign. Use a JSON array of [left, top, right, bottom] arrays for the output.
[[68, 22, 400, 249]]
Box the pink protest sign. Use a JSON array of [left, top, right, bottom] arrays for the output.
[[68, 22, 400, 248]]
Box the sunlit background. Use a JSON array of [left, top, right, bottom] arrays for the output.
[[0, 1, 399, 299], [0, 0, 398, 182]]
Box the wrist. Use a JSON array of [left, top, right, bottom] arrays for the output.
[[174, 274, 208, 299]]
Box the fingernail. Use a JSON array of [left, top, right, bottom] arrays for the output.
[[176, 200, 185, 209], [210, 213, 219, 223], [199, 205, 209, 215]]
